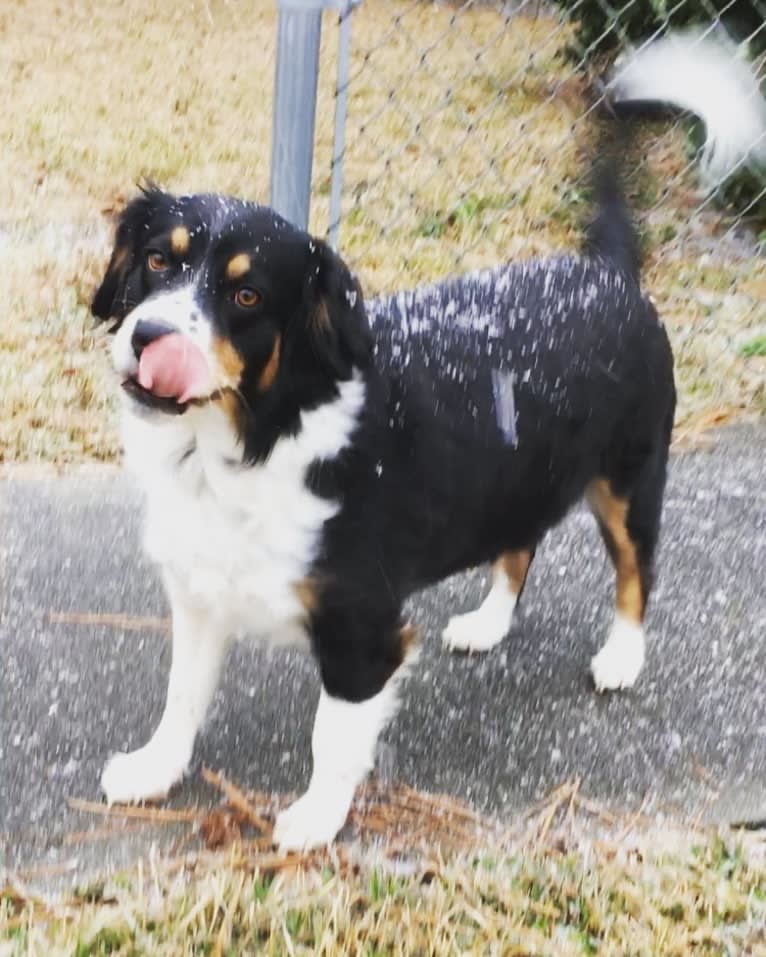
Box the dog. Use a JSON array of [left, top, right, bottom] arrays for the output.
[[88, 22, 764, 853], [90, 144, 675, 849]]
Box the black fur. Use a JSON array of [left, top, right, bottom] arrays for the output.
[[93, 192, 373, 461], [307, 249, 675, 697], [92, 187, 173, 323], [93, 166, 676, 704]]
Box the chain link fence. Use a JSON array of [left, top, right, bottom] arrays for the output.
[[1, 0, 763, 463], [311, 0, 765, 436]]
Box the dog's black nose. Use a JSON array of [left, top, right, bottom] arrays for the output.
[[131, 321, 176, 360]]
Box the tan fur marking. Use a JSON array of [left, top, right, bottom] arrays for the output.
[[586, 478, 643, 623], [212, 338, 245, 387], [400, 622, 418, 657], [294, 578, 320, 616], [225, 252, 251, 280], [498, 549, 532, 595], [312, 298, 332, 332], [212, 389, 243, 435], [170, 226, 190, 256], [215, 388, 239, 414], [257, 335, 281, 392]]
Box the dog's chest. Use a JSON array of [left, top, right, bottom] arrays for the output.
[[122, 409, 340, 639], [148, 465, 334, 636]]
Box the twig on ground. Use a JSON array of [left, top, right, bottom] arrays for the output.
[[67, 797, 200, 824], [571, 794, 619, 825], [565, 776, 582, 830], [62, 821, 156, 845], [616, 792, 652, 842], [535, 780, 576, 846], [49, 611, 170, 632], [201, 768, 273, 834]]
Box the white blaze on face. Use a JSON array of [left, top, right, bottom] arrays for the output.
[[109, 284, 243, 403], [111, 285, 212, 380]]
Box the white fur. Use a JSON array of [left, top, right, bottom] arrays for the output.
[[111, 285, 213, 381], [442, 563, 517, 653], [122, 376, 364, 632], [101, 373, 366, 806], [102, 587, 228, 803], [273, 676, 404, 851], [610, 27, 766, 188], [591, 612, 646, 692]]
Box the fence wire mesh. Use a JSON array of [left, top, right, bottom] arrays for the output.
[[317, 0, 766, 437], [0, 0, 763, 465]]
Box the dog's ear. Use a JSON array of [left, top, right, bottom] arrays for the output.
[[91, 187, 168, 323], [306, 240, 373, 380]]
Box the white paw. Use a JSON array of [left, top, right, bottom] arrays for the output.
[[591, 616, 645, 692], [101, 745, 188, 805], [442, 607, 510, 653], [272, 790, 350, 852]]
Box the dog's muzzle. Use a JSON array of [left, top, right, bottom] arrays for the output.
[[131, 320, 177, 360]]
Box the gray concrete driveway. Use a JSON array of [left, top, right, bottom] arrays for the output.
[[2, 425, 765, 883]]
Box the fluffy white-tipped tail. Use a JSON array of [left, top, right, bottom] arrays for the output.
[[609, 28, 766, 189]]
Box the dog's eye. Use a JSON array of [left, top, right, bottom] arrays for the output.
[[147, 250, 169, 272], [235, 287, 261, 309]]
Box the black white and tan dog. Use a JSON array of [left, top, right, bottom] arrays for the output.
[[90, 30, 762, 850]]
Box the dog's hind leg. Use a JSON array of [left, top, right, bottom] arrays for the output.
[[101, 579, 229, 805], [442, 548, 534, 654], [587, 445, 668, 691]]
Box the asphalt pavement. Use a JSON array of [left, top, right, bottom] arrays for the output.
[[2, 424, 765, 887]]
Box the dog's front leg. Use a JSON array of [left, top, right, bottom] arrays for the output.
[[101, 581, 228, 805], [272, 680, 401, 851]]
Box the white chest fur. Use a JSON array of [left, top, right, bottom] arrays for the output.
[[120, 378, 365, 641]]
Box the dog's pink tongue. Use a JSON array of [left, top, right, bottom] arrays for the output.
[[137, 334, 211, 404]]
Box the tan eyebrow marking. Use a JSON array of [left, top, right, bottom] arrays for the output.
[[170, 226, 190, 256], [226, 252, 251, 280]]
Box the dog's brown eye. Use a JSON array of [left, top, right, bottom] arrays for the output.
[[235, 287, 260, 308], [147, 250, 168, 272]]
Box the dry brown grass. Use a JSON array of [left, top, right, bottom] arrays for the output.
[[1, 0, 284, 462], [4, 779, 766, 955], [0, 0, 763, 464]]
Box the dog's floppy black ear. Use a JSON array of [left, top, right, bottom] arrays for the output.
[[306, 240, 373, 380], [91, 187, 168, 323]]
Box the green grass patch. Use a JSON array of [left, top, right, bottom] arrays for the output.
[[416, 192, 514, 239], [740, 336, 766, 358]]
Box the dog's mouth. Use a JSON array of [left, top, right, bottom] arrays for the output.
[[121, 376, 189, 414], [121, 376, 227, 415], [123, 332, 217, 415]]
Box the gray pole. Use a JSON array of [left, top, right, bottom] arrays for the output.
[[271, 0, 361, 234], [270, 1, 323, 230]]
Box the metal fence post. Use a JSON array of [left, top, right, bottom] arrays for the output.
[[271, 1, 323, 230], [271, 0, 361, 234]]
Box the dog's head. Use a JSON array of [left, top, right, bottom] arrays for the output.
[[92, 188, 372, 456]]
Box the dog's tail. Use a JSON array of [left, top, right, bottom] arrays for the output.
[[583, 129, 641, 283], [608, 27, 766, 189]]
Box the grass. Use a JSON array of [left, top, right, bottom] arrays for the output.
[[740, 335, 766, 358], [0, 0, 764, 464], [4, 780, 766, 956]]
